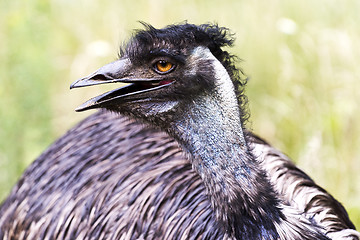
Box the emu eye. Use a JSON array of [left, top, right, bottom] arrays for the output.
[[154, 60, 174, 74]]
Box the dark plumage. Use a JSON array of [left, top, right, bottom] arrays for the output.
[[0, 23, 359, 239]]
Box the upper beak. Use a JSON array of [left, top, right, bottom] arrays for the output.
[[70, 58, 134, 89], [70, 58, 174, 112]]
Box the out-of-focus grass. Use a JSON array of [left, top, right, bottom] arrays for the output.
[[1, 0, 359, 229]]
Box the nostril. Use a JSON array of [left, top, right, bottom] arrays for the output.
[[93, 74, 112, 81]]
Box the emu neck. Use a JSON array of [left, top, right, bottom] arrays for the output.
[[172, 93, 282, 238], [168, 54, 283, 238]]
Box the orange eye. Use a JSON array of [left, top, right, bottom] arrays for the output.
[[154, 60, 174, 73]]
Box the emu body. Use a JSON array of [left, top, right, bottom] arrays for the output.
[[1, 111, 357, 239], [1, 23, 359, 239]]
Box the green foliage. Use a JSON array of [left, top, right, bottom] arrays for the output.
[[1, 0, 359, 229], [0, 0, 54, 198]]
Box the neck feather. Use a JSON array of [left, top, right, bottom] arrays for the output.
[[168, 49, 284, 238]]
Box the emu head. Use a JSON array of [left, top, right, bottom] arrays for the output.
[[71, 23, 247, 130]]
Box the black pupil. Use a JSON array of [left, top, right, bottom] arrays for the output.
[[159, 61, 168, 68]]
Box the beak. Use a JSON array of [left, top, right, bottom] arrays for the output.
[[70, 58, 175, 112]]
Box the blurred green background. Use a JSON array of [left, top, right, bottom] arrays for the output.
[[0, 0, 359, 229]]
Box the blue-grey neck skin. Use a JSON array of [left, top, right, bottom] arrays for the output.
[[171, 48, 248, 195], [165, 47, 283, 238]]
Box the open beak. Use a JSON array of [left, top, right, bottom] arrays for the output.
[[70, 59, 175, 112]]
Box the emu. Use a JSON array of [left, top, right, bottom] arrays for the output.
[[0, 23, 359, 239]]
